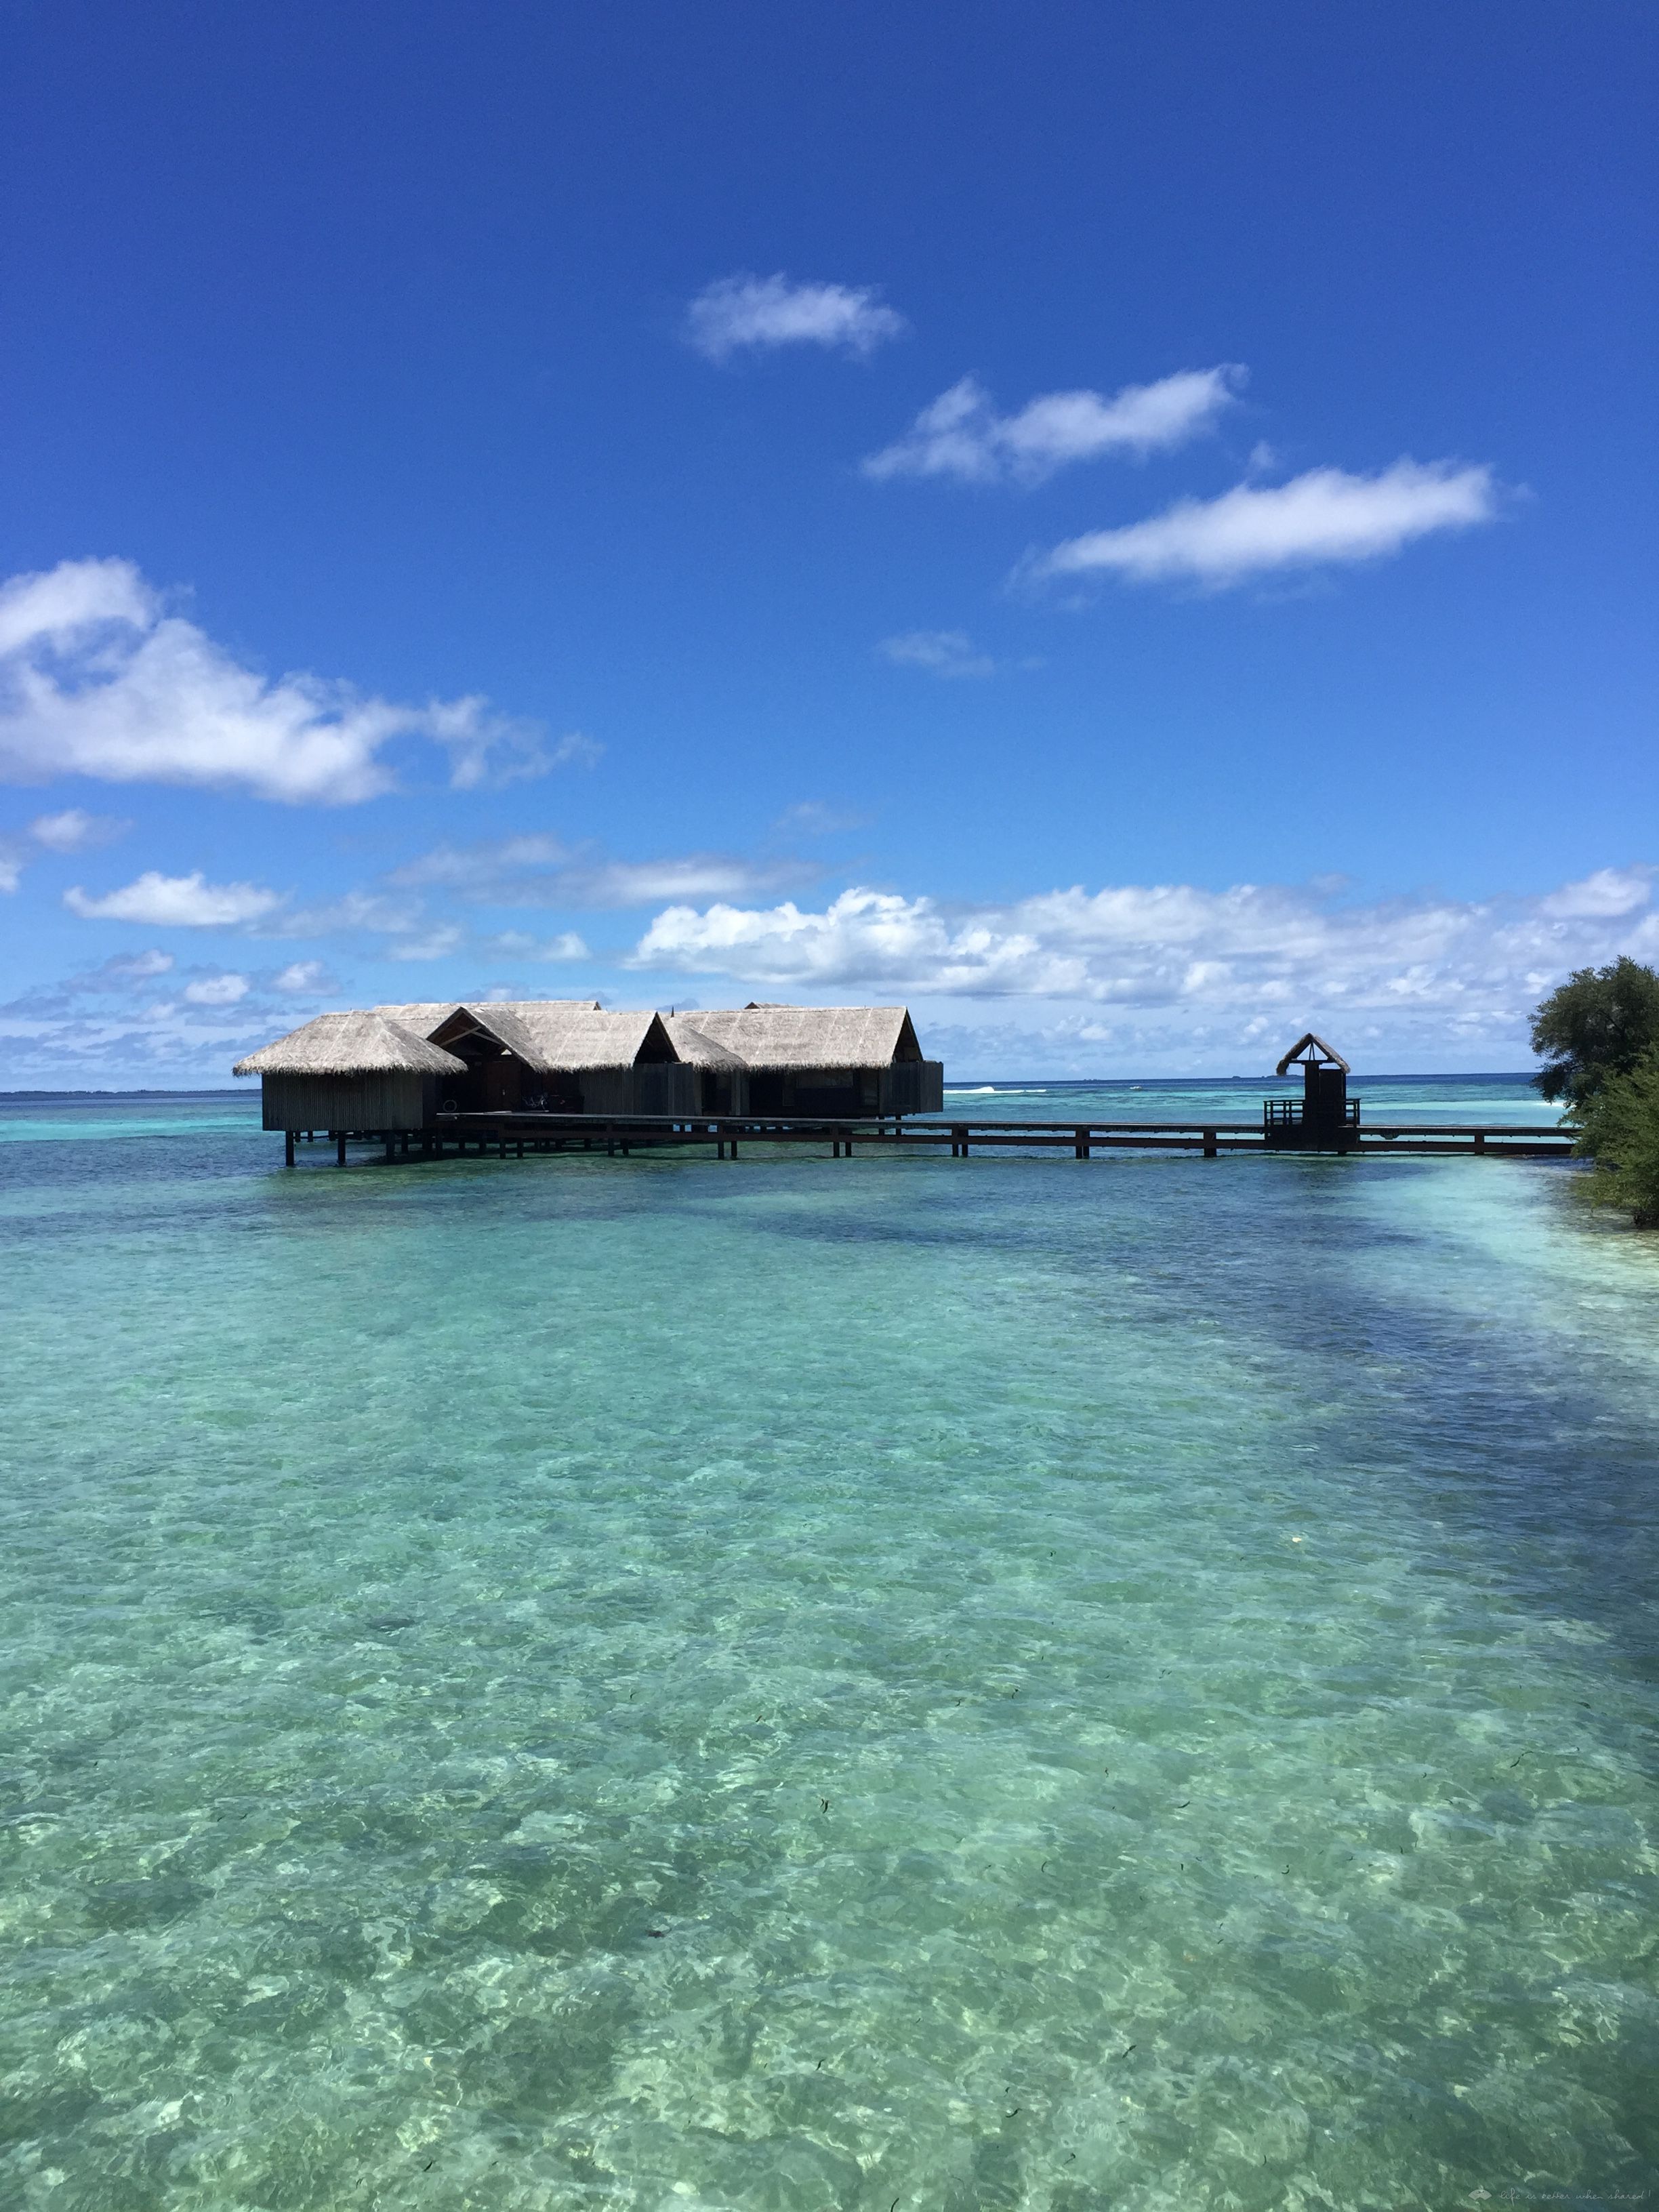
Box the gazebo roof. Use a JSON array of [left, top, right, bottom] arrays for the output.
[[1275, 1032, 1350, 1076]]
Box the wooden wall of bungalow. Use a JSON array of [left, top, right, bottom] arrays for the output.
[[257, 1070, 446, 1132]]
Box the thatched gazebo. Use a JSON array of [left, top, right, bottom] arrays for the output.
[[234, 1011, 467, 1153], [1264, 1032, 1357, 1149]]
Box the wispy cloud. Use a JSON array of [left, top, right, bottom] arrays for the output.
[[389, 836, 814, 909], [878, 630, 998, 680], [385, 924, 467, 962], [182, 972, 251, 1005], [273, 960, 331, 993], [64, 869, 283, 926], [1, 804, 129, 893], [684, 272, 907, 363], [1536, 867, 1652, 920], [1031, 459, 1500, 590], [489, 930, 592, 962], [0, 558, 572, 804], [864, 368, 1241, 485], [772, 800, 871, 837], [28, 807, 129, 852], [630, 867, 1659, 1055], [0, 950, 340, 1086]]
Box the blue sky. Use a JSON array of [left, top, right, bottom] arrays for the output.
[[2, 1, 1654, 1082]]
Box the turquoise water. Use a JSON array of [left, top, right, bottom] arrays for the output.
[[2, 1082, 1656, 2211]]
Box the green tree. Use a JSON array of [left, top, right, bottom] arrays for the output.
[[1572, 1048, 1659, 1228], [1529, 957, 1659, 1109]]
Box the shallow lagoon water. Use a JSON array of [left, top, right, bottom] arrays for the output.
[[1, 1083, 1656, 2210]]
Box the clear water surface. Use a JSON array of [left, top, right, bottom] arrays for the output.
[[1, 1079, 1655, 2211]]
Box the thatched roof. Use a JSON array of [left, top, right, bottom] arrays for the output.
[[233, 1011, 467, 1078], [424, 1003, 547, 1067], [1275, 1032, 1349, 1075], [382, 1000, 676, 1071], [661, 1017, 748, 1069], [375, 1000, 598, 1042], [501, 1004, 678, 1071], [243, 998, 928, 1080], [671, 1005, 924, 1070]]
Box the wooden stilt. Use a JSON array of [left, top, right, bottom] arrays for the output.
[[336, 1132, 347, 1166], [285, 1129, 295, 1167], [1202, 1129, 1218, 1158], [1075, 1127, 1090, 1160]]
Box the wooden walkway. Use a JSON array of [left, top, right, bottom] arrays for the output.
[[289, 1111, 1577, 1164]]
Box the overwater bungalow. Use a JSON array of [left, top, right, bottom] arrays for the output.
[[665, 1005, 943, 1115], [233, 999, 943, 1136], [232, 1009, 469, 1135]]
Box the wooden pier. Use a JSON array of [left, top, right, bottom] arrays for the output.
[[281, 1110, 1577, 1166]]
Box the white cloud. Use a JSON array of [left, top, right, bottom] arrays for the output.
[[273, 960, 328, 992], [878, 630, 998, 680], [64, 869, 283, 926], [183, 972, 251, 1005], [386, 924, 466, 962], [631, 869, 1658, 1045], [0, 557, 152, 653], [1033, 460, 1500, 589], [0, 557, 561, 804], [864, 368, 1240, 485], [1536, 866, 1652, 920], [389, 836, 811, 909], [684, 272, 906, 363], [773, 800, 871, 836], [491, 930, 592, 961], [0, 949, 340, 1086], [279, 886, 426, 940], [28, 807, 129, 852], [0, 803, 129, 892]]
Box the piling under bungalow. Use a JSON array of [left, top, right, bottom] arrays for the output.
[[233, 1003, 1574, 1168]]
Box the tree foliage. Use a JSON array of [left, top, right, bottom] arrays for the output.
[[1572, 1048, 1659, 1229], [1529, 958, 1659, 1108]]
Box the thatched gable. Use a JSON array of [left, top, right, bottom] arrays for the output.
[[661, 1017, 748, 1069], [233, 1010, 467, 1078], [493, 1003, 678, 1070], [670, 1004, 924, 1070]]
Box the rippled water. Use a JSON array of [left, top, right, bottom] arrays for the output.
[[2, 1083, 1656, 2211]]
